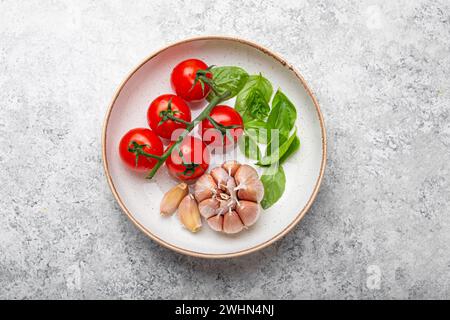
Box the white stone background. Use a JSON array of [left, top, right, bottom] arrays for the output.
[[1, 0, 449, 299]]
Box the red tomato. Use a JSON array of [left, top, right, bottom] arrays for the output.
[[200, 105, 244, 148], [147, 94, 192, 140], [166, 136, 210, 182], [171, 59, 212, 102], [119, 128, 164, 172]]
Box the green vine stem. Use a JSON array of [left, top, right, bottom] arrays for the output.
[[191, 65, 218, 95], [144, 90, 231, 180], [164, 113, 191, 126]]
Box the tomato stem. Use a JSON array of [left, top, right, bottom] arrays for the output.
[[164, 114, 192, 126], [157, 98, 188, 127], [128, 141, 162, 167], [145, 90, 231, 180], [190, 65, 217, 95], [206, 115, 242, 144]]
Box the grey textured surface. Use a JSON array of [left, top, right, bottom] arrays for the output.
[[1, 0, 449, 299]]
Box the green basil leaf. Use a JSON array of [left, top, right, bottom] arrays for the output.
[[235, 74, 273, 122], [261, 165, 286, 209], [279, 135, 300, 164], [242, 90, 270, 122], [257, 128, 297, 166], [206, 66, 249, 102], [245, 119, 267, 129], [238, 132, 261, 160], [265, 133, 288, 157], [267, 90, 297, 139], [244, 120, 269, 144]]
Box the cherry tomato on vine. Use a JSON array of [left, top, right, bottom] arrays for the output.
[[171, 59, 212, 102], [165, 136, 210, 182], [119, 128, 164, 172], [200, 105, 244, 148], [147, 94, 192, 140]]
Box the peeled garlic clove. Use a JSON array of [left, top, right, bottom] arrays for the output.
[[210, 167, 230, 190], [236, 201, 261, 227], [194, 174, 217, 202], [207, 215, 223, 232], [234, 164, 259, 185], [223, 210, 244, 234], [222, 160, 240, 177], [198, 198, 219, 219], [237, 178, 264, 203], [178, 194, 202, 233], [160, 183, 189, 216]]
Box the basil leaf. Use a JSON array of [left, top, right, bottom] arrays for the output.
[[257, 128, 297, 166], [238, 133, 261, 160], [244, 120, 269, 144], [267, 90, 297, 140], [265, 133, 288, 157], [235, 74, 273, 122], [207, 66, 249, 102], [261, 165, 286, 209], [279, 135, 300, 164], [245, 119, 267, 129], [243, 90, 270, 121]]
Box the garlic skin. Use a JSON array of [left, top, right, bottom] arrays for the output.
[[178, 194, 202, 233], [207, 214, 223, 232], [160, 183, 189, 216], [237, 178, 264, 203], [210, 167, 230, 190], [216, 199, 231, 216], [222, 160, 240, 177], [198, 198, 219, 219], [234, 164, 259, 186], [236, 201, 261, 227], [193, 161, 264, 234], [225, 177, 238, 205], [193, 174, 216, 202], [223, 210, 244, 234]]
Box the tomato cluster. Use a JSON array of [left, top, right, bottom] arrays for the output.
[[118, 59, 243, 182]]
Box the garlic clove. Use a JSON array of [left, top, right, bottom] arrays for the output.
[[223, 210, 245, 234], [234, 164, 259, 185], [160, 183, 189, 216], [216, 199, 231, 216], [236, 201, 261, 227], [193, 174, 217, 202], [210, 167, 230, 190], [178, 194, 202, 233], [237, 178, 264, 203], [207, 214, 223, 232], [198, 198, 219, 219], [222, 160, 241, 177], [226, 177, 239, 205]]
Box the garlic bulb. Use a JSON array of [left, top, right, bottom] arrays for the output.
[[194, 161, 264, 234]]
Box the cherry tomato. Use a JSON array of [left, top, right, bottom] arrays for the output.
[[171, 59, 212, 102], [200, 105, 244, 148], [119, 128, 164, 172], [166, 136, 210, 182], [147, 94, 192, 140]]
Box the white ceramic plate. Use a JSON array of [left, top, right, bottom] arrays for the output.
[[102, 36, 326, 258]]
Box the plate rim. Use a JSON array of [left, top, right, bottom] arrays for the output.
[[102, 35, 327, 259]]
